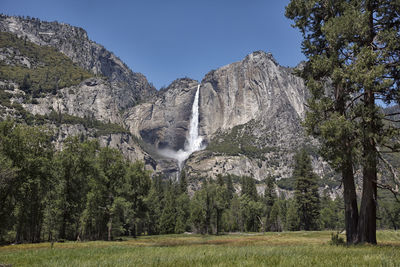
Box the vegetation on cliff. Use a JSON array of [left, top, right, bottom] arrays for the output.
[[0, 32, 93, 96]]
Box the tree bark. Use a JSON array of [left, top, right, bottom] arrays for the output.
[[336, 84, 359, 244], [107, 217, 112, 241], [132, 219, 137, 238], [356, 0, 377, 245], [357, 146, 377, 244], [342, 144, 359, 244], [357, 111, 377, 244]]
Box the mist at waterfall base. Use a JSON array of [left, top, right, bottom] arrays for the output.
[[158, 85, 205, 169]]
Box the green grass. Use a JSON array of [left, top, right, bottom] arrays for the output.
[[1, 231, 400, 266]]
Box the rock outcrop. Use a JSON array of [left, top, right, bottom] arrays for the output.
[[23, 78, 122, 124], [0, 15, 156, 109], [181, 51, 315, 181], [125, 78, 199, 151], [199, 51, 307, 138]]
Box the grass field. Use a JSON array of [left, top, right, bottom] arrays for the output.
[[0, 231, 399, 266]]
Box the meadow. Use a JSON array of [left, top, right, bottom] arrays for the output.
[[0, 231, 399, 266]]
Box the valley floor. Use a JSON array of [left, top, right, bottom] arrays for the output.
[[0, 231, 399, 266]]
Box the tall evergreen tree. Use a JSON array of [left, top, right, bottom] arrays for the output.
[[174, 193, 190, 233], [159, 182, 177, 234], [286, 0, 359, 243], [286, 199, 300, 231], [293, 148, 320, 230], [145, 175, 164, 235], [241, 176, 258, 201], [263, 176, 277, 231], [179, 170, 188, 194], [286, 0, 400, 244]]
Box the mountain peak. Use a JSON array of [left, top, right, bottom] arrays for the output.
[[245, 50, 279, 66]]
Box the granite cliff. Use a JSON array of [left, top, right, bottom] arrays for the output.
[[0, 15, 334, 192], [0, 14, 156, 109]]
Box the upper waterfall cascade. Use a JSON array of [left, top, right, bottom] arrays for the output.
[[158, 84, 204, 168]]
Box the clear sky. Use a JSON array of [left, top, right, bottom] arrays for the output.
[[1, 0, 305, 89]]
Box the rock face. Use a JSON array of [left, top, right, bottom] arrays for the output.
[[125, 78, 199, 151], [24, 78, 123, 124], [0, 15, 332, 188], [122, 51, 325, 182], [199, 51, 306, 138], [181, 51, 315, 181], [0, 15, 156, 109]]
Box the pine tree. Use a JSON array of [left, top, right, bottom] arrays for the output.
[[286, 199, 300, 231], [144, 178, 163, 235], [179, 170, 188, 194], [159, 182, 177, 234], [241, 176, 258, 201], [190, 188, 207, 234], [0, 138, 17, 242], [286, 0, 359, 243], [263, 176, 277, 231], [225, 174, 235, 200], [286, 0, 400, 244], [293, 148, 320, 230], [174, 193, 190, 233]]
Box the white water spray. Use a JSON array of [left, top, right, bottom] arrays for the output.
[[159, 84, 204, 169]]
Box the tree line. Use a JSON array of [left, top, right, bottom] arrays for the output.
[[0, 119, 340, 243], [1, 120, 399, 244], [0, 120, 150, 243]]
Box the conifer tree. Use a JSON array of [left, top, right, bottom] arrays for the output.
[[286, 199, 300, 231], [263, 176, 277, 231], [159, 182, 177, 234], [286, 0, 400, 244], [293, 149, 320, 230]]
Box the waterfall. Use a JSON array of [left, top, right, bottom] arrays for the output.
[[186, 84, 203, 152], [158, 84, 204, 169]]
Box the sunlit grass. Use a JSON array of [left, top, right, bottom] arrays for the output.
[[1, 231, 400, 266]]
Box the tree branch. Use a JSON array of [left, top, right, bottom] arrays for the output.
[[377, 183, 400, 202], [376, 147, 400, 201], [345, 93, 365, 110], [385, 112, 400, 117], [383, 117, 400, 123]]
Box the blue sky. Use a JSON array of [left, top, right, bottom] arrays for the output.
[[1, 0, 305, 89]]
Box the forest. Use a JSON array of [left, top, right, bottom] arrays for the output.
[[1, 119, 399, 245]]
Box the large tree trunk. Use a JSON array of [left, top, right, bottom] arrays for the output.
[[107, 217, 112, 241], [356, 1, 377, 245], [336, 84, 359, 244], [342, 144, 358, 244], [60, 212, 67, 240], [132, 219, 137, 238], [357, 127, 377, 244]]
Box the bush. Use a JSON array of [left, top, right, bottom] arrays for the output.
[[329, 232, 345, 246]]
